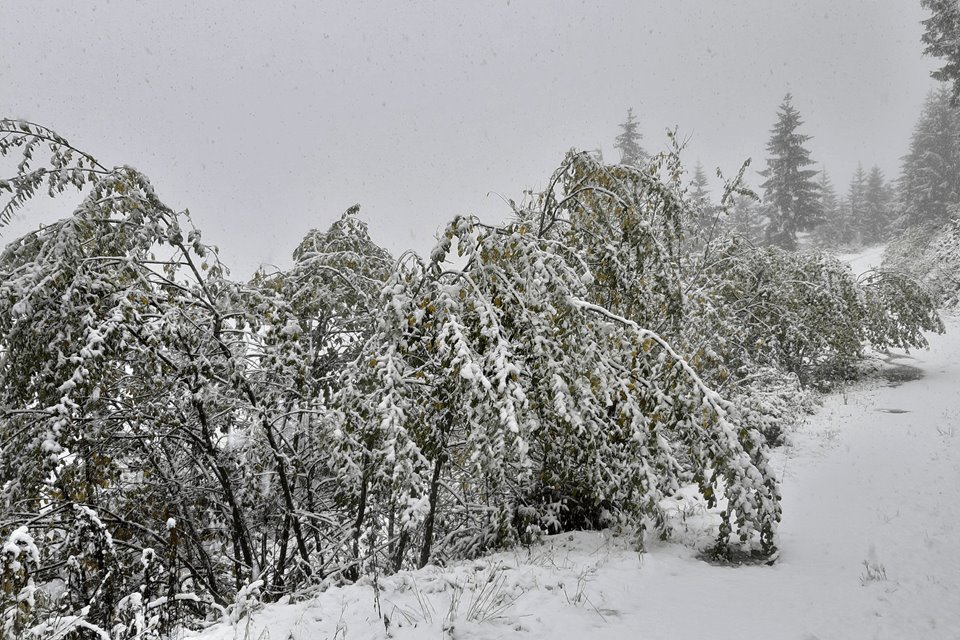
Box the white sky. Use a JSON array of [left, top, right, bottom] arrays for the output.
[[0, 1, 941, 276]]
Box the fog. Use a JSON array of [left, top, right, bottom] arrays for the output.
[[0, 0, 939, 276]]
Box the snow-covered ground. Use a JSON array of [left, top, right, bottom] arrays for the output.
[[838, 244, 886, 277], [188, 257, 960, 640]]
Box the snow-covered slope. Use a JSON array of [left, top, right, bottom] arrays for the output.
[[188, 322, 960, 640]]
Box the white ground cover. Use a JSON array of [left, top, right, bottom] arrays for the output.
[[190, 251, 960, 640], [838, 244, 887, 277]]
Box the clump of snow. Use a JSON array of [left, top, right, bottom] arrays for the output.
[[2, 526, 39, 573]]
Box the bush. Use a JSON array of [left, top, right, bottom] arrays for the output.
[[884, 218, 960, 309]]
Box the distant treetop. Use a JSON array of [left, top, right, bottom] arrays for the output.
[[614, 108, 648, 166]]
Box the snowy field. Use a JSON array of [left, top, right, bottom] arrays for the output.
[[188, 322, 960, 638]]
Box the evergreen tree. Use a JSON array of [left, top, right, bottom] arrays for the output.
[[811, 168, 845, 247], [688, 162, 717, 242], [922, 0, 960, 104], [614, 108, 648, 166], [899, 86, 960, 228], [759, 94, 823, 249], [847, 164, 867, 243], [726, 194, 764, 243], [837, 197, 853, 244], [690, 162, 711, 207], [818, 168, 838, 221], [863, 166, 893, 244]]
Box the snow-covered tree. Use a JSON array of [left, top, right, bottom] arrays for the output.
[[898, 86, 960, 228], [818, 168, 838, 222], [921, 0, 960, 104], [614, 108, 648, 167], [884, 215, 960, 309], [0, 149, 249, 632], [862, 166, 893, 244], [699, 242, 940, 388], [689, 163, 712, 208], [847, 164, 867, 243], [329, 147, 788, 570], [811, 168, 848, 247], [759, 94, 823, 249], [927, 217, 960, 307], [0, 119, 944, 635], [687, 162, 719, 245], [251, 205, 393, 402], [0, 120, 380, 632], [725, 193, 764, 243]]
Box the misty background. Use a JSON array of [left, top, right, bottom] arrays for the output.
[[0, 0, 938, 276]]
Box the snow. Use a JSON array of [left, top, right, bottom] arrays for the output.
[[838, 244, 886, 277], [2, 526, 39, 572], [186, 311, 960, 639]]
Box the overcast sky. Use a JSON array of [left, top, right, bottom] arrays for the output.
[[0, 1, 941, 277]]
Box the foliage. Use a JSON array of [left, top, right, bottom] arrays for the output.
[[251, 205, 394, 403], [859, 269, 945, 349], [0, 120, 396, 634], [0, 118, 945, 636], [1, 527, 40, 637], [884, 217, 960, 308], [331, 150, 783, 571], [813, 165, 893, 250], [898, 86, 960, 228], [921, 0, 960, 105], [699, 240, 941, 389]]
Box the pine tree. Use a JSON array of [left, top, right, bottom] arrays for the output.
[[922, 0, 960, 104], [614, 108, 648, 166], [759, 94, 823, 249], [899, 86, 960, 228]]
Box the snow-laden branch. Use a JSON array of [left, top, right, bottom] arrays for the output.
[[568, 297, 729, 417]]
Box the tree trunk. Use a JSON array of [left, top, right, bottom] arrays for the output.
[[418, 453, 445, 568]]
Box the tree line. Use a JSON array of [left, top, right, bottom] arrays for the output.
[[613, 86, 960, 253]]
